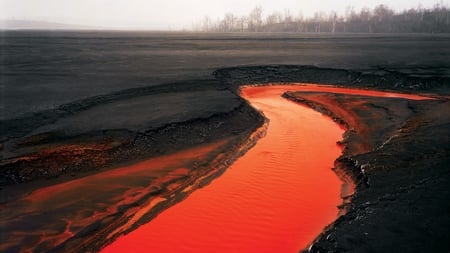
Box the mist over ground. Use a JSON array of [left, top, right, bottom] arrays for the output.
[[1, 0, 448, 30]]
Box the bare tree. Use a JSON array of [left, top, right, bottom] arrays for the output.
[[237, 16, 247, 32], [312, 11, 326, 32], [295, 11, 305, 32], [373, 4, 394, 22], [248, 6, 263, 32], [359, 8, 372, 32], [329, 11, 338, 33], [196, 4, 450, 33], [201, 16, 212, 32], [266, 13, 278, 26], [220, 13, 238, 32]]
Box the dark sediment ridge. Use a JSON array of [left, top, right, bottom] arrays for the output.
[[0, 79, 267, 251], [282, 91, 450, 252], [54, 121, 270, 253], [217, 65, 449, 252], [1, 65, 449, 252], [0, 80, 255, 186]]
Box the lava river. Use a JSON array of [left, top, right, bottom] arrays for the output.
[[3, 84, 429, 253], [103, 84, 353, 253]]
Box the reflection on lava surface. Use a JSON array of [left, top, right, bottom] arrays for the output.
[[103, 84, 353, 253]]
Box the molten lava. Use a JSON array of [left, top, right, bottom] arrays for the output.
[[3, 84, 432, 253], [103, 85, 349, 253]]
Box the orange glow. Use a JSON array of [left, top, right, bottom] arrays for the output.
[[102, 85, 347, 253], [240, 83, 432, 100], [0, 140, 229, 253], [3, 84, 431, 253]]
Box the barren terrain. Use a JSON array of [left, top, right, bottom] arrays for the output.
[[1, 32, 449, 252]]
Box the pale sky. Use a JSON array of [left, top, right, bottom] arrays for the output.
[[0, 0, 446, 30]]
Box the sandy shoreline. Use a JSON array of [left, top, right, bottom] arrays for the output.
[[1, 65, 449, 252]]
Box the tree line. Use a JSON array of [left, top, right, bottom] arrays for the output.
[[193, 3, 450, 33]]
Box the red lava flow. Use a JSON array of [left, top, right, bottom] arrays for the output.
[[102, 84, 432, 253], [244, 83, 432, 100], [3, 84, 430, 253], [103, 84, 351, 253], [0, 140, 229, 252]]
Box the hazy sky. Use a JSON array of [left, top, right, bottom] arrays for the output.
[[1, 0, 446, 29]]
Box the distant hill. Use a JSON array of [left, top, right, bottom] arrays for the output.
[[0, 20, 103, 30]]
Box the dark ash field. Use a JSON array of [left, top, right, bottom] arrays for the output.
[[1, 31, 449, 252], [3, 31, 450, 121]]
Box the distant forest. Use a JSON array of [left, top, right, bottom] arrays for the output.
[[193, 3, 450, 33]]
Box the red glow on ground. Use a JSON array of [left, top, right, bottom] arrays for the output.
[[2, 84, 432, 253], [241, 83, 432, 101], [0, 141, 228, 252], [102, 85, 348, 253]]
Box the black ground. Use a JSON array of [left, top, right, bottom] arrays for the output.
[[283, 91, 450, 252], [1, 32, 449, 252]]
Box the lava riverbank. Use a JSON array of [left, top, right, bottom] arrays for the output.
[[1, 65, 449, 252], [282, 91, 449, 252]]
